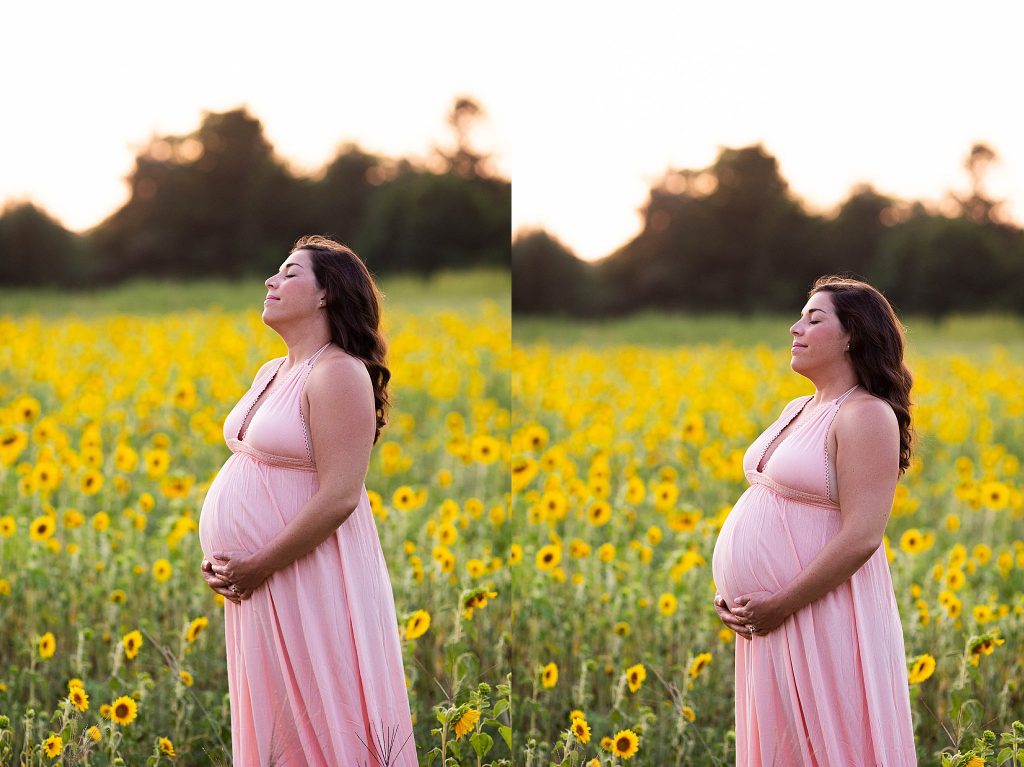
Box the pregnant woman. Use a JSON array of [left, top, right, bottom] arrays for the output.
[[711, 276, 917, 766], [197, 235, 417, 766]]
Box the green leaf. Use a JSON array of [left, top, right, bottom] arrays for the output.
[[499, 724, 512, 751], [470, 731, 493, 759]]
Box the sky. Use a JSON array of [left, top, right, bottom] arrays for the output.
[[1, 1, 507, 233], [512, 1, 1024, 260]]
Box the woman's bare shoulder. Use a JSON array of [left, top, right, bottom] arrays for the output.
[[836, 392, 898, 436], [307, 350, 372, 394]]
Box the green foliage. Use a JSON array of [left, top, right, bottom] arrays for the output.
[[0, 203, 93, 287], [359, 170, 510, 276], [511, 230, 594, 315]]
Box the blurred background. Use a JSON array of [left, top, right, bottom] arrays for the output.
[[510, 5, 1024, 765], [1, 2, 509, 291], [512, 1, 1024, 319], [0, 4, 511, 763]]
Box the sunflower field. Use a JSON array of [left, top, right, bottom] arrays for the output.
[[0, 283, 512, 765], [512, 334, 1024, 766]]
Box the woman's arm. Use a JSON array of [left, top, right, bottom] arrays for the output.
[[210, 355, 376, 596], [730, 397, 900, 632]]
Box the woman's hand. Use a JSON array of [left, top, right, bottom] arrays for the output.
[[201, 558, 242, 604], [730, 590, 789, 635], [209, 550, 272, 599], [714, 593, 754, 641]]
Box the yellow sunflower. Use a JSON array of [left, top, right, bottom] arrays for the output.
[[152, 559, 173, 582], [587, 501, 612, 526], [453, 708, 480, 740], [541, 661, 558, 688], [908, 654, 936, 684], [611, 728, 640, 760], [404, 610, 431, 640], [80, 469, 104, 495], [689, 652, 712, 679], [69, 685, 89, 712], [42, 734, 62, 758], [625, 663, 646, 693], [122, 630, 143, 660], [185, 616, 209, 643], [29, 515, 55, 542], [110, 695, 138, 726], [535, 544, 561, 571], [38, 631, 56, 660], [570, 716, 591, 743]]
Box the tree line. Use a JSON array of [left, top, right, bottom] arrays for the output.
[[0, 97, 509, 287], [513, 143, 1024, 317]]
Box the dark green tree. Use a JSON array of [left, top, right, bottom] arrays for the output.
[[873, 213, 1019, 315], [825, 184, 894, 280], [512, 229, 593, 314], [0, 202, 89, 287], [358, 170, 509, 274], [90, 107, 301, 281], [358, 97, 509, 274], [596, 145, 821, 313], [305, 143, 385, 248]]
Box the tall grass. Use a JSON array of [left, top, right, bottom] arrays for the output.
[[4, 268, 510, 317]]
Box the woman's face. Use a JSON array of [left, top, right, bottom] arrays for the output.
[[789, 291, 850, 374], [263, 249, 325, 323]]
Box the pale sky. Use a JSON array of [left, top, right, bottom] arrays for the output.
[[1, 1, 507, 233], [512, 1, 1024, 261]]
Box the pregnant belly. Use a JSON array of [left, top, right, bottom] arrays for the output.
[[711, 485, 840, 605], [198, 453, 318, 557]]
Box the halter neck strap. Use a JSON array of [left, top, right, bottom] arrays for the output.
[[305, 341, 332, 367], [834, 384, 860, 404]]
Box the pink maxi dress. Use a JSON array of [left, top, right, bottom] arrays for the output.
[[198, 342, 419, 767], [711, 385, 917, 766]]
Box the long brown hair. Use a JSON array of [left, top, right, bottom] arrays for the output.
[[809, 275, 914, 475], [290, 235, 391, 444]]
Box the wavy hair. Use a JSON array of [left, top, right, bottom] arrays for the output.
[[290, 235, 391, 444], [809, 275, 914, 475]]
